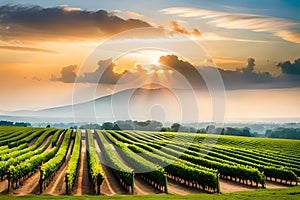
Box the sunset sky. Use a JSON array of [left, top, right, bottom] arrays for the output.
[[0, 0, 300, 122]]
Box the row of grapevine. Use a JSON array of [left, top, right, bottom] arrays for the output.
[[39, 129, 72, 192], [65, 130, 81, 194], [117, 131, 265, 188], [9, 147, 58, 190], [0, 129, 57, 161], [221, 145, 300, 166], [103, 131, 168, 193], [114, 131, 219, 174], [0, 129, 37, 146], [8, 129, 49, 148], [181, 143, 298, 184], [86, 130, 105, 195], [154, 138, 266, 187], [0, 129, 57, 179], [0, 127, 23, 139], [126, 142, 220, 193], [135, 131, 298, 186], [95, 131, 134, 193], [51, 129, 64, 147], [0, 127, 37, 141], [0, 144, 28, 157]]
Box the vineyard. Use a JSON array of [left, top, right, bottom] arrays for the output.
[[0, 126, 299, 196]]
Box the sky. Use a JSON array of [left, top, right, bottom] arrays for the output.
[[0, 0, 300, 122]]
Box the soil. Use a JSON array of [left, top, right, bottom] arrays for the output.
[[73, 138, 95, 195], [219, 179, 254, 193], [0, 180, 8, 194]]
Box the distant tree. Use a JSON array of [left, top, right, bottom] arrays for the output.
[[267, 127, 300, 140], [79, 123, 101, 130], [160, 127, 171, 132], [206, 125, 216, 134], [241, 127, 251, 137], [46, 124, 51, 128], [112, 124, 121, 130], [0, 121, 14, 126], [101, 122, 114, 130], [15, 122, 31, 127], [171, 123, 181, 132], [197, 128, 206, 133]]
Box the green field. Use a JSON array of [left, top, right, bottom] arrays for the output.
[[0, 187, 300, 200], [0, 126, 299, 198]]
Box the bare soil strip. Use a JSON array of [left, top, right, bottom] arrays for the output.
[[74, 139, 94, 195], [12, 171, 40, 196], [220, 179, 254, 193], [167, 179, 203, 195], [37, 135, 53, 151], [43, 139, 74, 195], [0, 180, 8, 194], [266, 181, 290, 189]]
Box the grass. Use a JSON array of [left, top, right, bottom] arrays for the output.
[[0, 186, 299, 200]]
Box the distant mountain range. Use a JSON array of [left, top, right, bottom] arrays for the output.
[[2, 88, 204, 123]]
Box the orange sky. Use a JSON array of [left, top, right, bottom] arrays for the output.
[[0, 3, 299, 122]]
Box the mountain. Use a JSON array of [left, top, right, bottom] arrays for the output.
[[5, 88, 207, 123]]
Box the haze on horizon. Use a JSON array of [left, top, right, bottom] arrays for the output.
[[0, 0, 300, 122]]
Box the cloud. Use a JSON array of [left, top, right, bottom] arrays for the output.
[[158, 54, 206, 88], [278, 58, 300, 75], [0, 45, 58, 54], [169, 20, 201, 37], [110, 10, 145, 18], [51, 65, 77, 83], [240, 57, 255, 74], [52, 55, 300, 90], [161, 7, 300, 43], [0, 5, 151, 43], [77, 59, 124, 84], [168, 20, 271, 43], [123, 11, 145, 18], [275, 30, 300, 44]]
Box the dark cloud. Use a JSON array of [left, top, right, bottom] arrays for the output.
[[278, 58, 300, 75], [77, 59, 124, 84], [241, 57, 255, 74], [159, 55, 300, 90], [52, 55, 300, 90], [0, 4, 151, 42], [51, 65, 77, 83], [0, 45, 58, 54], [159, 55, 206, 89]]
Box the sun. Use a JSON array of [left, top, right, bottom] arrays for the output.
[[151, 58, 160, 66]]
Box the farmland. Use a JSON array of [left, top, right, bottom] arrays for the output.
[[0, 126, 299, 198]]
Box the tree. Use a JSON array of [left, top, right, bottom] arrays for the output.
[[206, 125, 216, 134], [101, 122, 114, 130], [171, 123, 181, 132]]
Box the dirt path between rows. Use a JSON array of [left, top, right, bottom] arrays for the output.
[[0, 180, 8, 194], [12, 171, 40, 196], [73, 137, 94, 195], [220, 179, 254, 193], [37, 135, 53, 151], [166, 179, 203, 195], [43, 139, 74, 195], [266, 181, 290, 189]]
